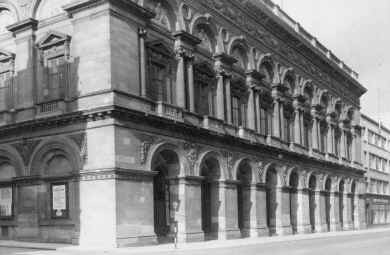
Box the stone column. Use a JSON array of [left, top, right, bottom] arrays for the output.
[[187, 55, 195, 112], [252, 184, 269, 236], [296, 188, 311, 233], [216, 180, 240, 240], [255, 92, 261, 133], [246, 87, 256, 130], [280, 103, 285, 141], [293, 108, 301, 145], [174, 176, 204, 243], [326, 118, 333, 158], [339, 123, 346, 160], [272, 99, 281, 138], [175, 48, 186, 108], [314, 190, 325, 232], [329, 191, 339, 231], [276, 186, 292, 235], [351, 127, 357, 164], [225, 76, 232, 124], [215, 74, 226, 121], [139, 28, 147, 98], [311, 111, 319, 151]]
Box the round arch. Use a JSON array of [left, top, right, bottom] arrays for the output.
[[147, 142, 184, 176], [233, 158, 256, 184], [29, 137, 82, 176], [257, 53, 275, 85], [0, 145, 25, 177], [227, 36, 249, 70], [195, 150, 224, 180]]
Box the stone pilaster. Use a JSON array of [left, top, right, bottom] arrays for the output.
[[246, 70, 263, 130], [215, 180, 241, 240], [296, 188, 311, 233]]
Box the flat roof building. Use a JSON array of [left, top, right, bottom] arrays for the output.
[[0, 0, 367, 247]]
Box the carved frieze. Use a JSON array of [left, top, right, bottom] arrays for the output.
[[183, 143, 199, 175], [12, 139, 41, 166]]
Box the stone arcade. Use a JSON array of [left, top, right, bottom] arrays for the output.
[[0, 0, 367, 248]]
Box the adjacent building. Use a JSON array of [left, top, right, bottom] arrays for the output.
[[361, 114, 390, 226], [0, 0, 367, 248]]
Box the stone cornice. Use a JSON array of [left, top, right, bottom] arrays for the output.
[[63, 0, 155, 20], [196, 0, 365, 106], [6, 18, 38, 34], [0, 103, 365, 177]]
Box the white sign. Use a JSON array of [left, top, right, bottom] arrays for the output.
[[0, 187, 12, 217], [52, 184, 66, 213]]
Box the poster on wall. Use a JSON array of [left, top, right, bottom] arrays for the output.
[[0, 186, 12, 217], [52, 184, 67, 217]]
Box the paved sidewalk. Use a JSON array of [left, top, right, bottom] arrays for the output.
[[1, 227, 390, 253]]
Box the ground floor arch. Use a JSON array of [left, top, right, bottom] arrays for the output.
[[339, 180, 345, 229], [200, 155, 221, 240], [151, 149, 181, 242]]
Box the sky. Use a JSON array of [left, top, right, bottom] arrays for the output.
[[275, 0, 390, 127]]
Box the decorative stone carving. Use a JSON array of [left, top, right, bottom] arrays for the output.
[[256, 160, 264, 183], [12, 139, 40, 166], [183, 143, 199, 175], [68, 133, 87, 162], [139, 141, 152, 165]]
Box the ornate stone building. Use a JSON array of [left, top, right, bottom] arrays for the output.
[[361, 114, 390, 226], [0, 0, 367, 248]]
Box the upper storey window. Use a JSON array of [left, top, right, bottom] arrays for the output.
[[194, 63, 216, 117], [0, 8, 15, 34], [0, 51, 14, 111], [146, 41, 176, 105], [231, 79, 247, 128], [37, 32, 71, 103]]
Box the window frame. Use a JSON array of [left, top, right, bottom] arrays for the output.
[[50, 182, 69, 220]]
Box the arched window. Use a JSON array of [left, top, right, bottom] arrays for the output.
[[259, 61, 274, 85], [194, 24, 215, 53], [231, 78, 247, 127], [231, 45, 247, 71], [146, 41, 176, 104], [194, 63, 216, 117], [0, 8, 15, 34]]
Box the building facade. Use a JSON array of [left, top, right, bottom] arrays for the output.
[[361, 114, 390, 226], [0, 0, 367, 248]]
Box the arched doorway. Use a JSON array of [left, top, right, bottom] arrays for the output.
[[339, 180, 345, 229], [200, 156, 221, 240], [236, 160, 252, 237], [351, 181, 356, 228], [289, 171, 299, 234], [151, 149, 180, 242], [308, 175, 317, 232], [266, 167, 278, 235], [325, 178, 331, 231]]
